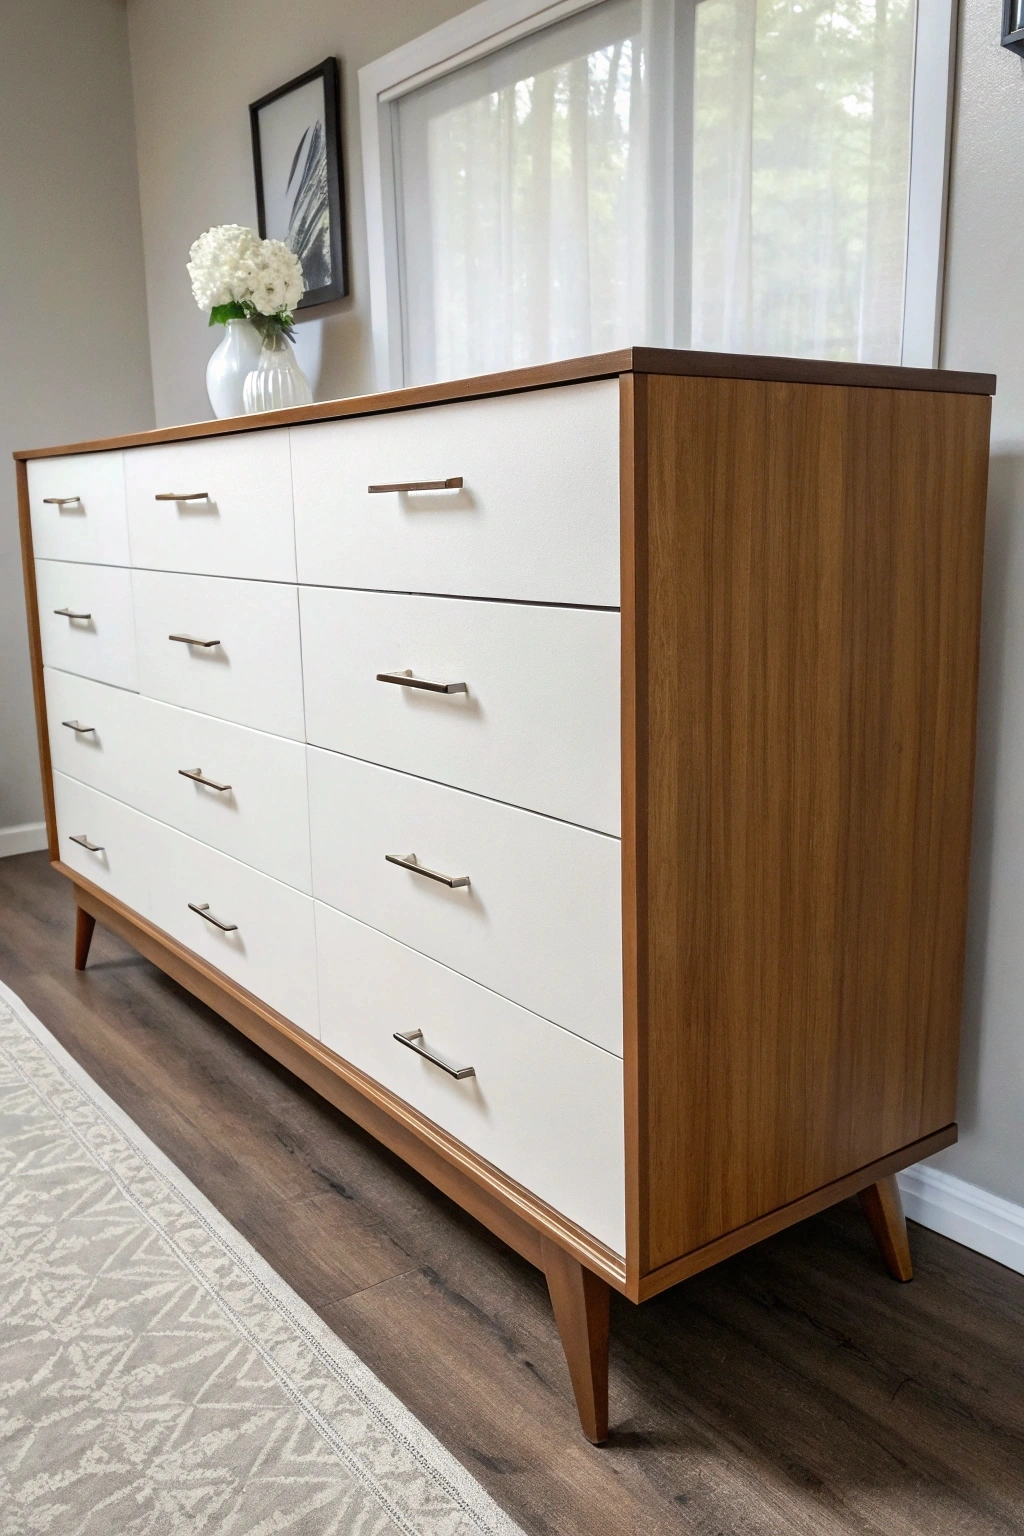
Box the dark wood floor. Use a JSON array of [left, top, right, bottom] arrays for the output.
[[2, 851, 1023, 1535]]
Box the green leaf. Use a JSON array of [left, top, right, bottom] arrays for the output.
[[209, 301, 247, 326], [248, 310, 297, 342]]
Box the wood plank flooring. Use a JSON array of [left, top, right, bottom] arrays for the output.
[[2, 850, 1023, 1535]]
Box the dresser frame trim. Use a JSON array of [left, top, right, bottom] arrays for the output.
[[64, 866, 630, 1289], [13, 348, 994, 465], [16, 457, 58, 862], [15, 356, 988, 1355], [64, 865, 957, 1307]]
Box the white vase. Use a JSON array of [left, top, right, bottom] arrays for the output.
[[291, 318, 324, 397], [243, 330, 313, 414], [205, 319, 263, 419]]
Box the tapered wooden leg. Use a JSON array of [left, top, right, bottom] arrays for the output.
[[540, 1237, 610, 1443], [74, 906, 96, 971], [859, 1174, 914, 1281]]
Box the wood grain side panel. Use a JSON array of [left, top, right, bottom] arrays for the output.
[[16, 458, 57, 859], [65, 866, 628, 1291], [639, 376, 990, 1272]]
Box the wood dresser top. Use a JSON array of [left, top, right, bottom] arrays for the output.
[[14, 345, 997, 461]]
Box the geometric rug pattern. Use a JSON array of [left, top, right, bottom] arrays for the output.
[[0, 978, 522, 1535]]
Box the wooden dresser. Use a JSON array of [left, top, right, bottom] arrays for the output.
[[15, 347, 994, 1442]]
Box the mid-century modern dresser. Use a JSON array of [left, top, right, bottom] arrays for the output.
[[15, 347, 994, 1441]]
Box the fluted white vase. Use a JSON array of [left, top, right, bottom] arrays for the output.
[[205, 318, 263, 419], [242, 330, 313, 414]]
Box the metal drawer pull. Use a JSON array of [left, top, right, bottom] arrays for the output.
[[376, 669, 467, 695], [368, 477, 463, 494], [386, 852, 469, 889], [187, 901, 238, 932], [393, 1028, 475, 1080], [42, 496, 81, 506], [62, 720, 96, 733], [54, 607, 92, 620], [154, 491, 210, 501], [179, 767, 231, 792], [169, 633, 220, 647], [69, 833, 103, 852]]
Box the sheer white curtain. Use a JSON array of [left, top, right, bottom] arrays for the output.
[[393, 0, 919, 382], [692, 0, 917, 362], [396, 0, 646, 384]]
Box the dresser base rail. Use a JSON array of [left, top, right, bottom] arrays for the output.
[[63, 865, 626, 1288], [632, 1123, 956, 1302], [65, 866, 956, 1443]]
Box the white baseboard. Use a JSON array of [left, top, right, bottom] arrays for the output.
[[898, 1164, 1024, 1278], [0, 822, 48, 858]]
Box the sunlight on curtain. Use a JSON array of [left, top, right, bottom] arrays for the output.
[[396, 1, 645, 384], [692, 0, 916, 362], [394, 0, 919, 381]]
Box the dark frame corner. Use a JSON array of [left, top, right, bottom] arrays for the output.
[[249, 56, 349, 310], [1002, 0, 1024, 54]]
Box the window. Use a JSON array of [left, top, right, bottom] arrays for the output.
[[360, 0, 956, 388], [692, 0, 916, 363], [396, 1, 645, 383]]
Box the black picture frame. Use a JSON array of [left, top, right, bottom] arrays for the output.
[[1002, 0, 1024, 53], [250, 57, 348, 310]]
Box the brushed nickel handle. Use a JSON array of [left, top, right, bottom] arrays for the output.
[[169, 633, 220, 647], [188, 901, 238, 932], [69, 833, 103, 852], [54, 607, 92, 620], [393, 1028, 475, 1079], [179, 767, 231, 792], [42, 496, 81, 506], [154, 491, 210, 502], [368, 477, 463, 494], [376, 669, 467, 695], [386, 852, 469, 889], [62, 720, 96, 733]]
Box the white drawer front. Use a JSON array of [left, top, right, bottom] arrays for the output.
[[124, 432, 295, 581], [52, 774, 152, 915], [307, 749, 622, 1053], [44, 669, 141, 804], [316, 904, 625, 1253], [35, 560, 137, 690], [146, 820, 318, 1035], [301, 589, 620, 834], [28, 452, 129, 566], [133, 570, 304, 740], [291, 380, 620, 605], [132, 700, 311, 893], [45, 671, 311, 892]]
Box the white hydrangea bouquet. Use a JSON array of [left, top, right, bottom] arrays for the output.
[[189, 223, 313, 418], [188, 223, 304, 337]]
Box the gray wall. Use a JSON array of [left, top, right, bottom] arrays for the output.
[[0, 0, 154, 837], [125, 0, 480, 425], [931, 0, 1024, 1207]]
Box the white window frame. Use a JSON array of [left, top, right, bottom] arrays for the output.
[[358, 0, 958, 391]]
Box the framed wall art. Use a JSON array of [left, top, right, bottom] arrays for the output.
[[250, 57, 348, 308]]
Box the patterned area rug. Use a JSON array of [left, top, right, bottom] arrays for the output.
[[0, 978, 522, 1535]]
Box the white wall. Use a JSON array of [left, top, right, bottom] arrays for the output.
[[0, 0, 154, 848], [929, 0, 1024, 1209], [125, 0, 480, 426]]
